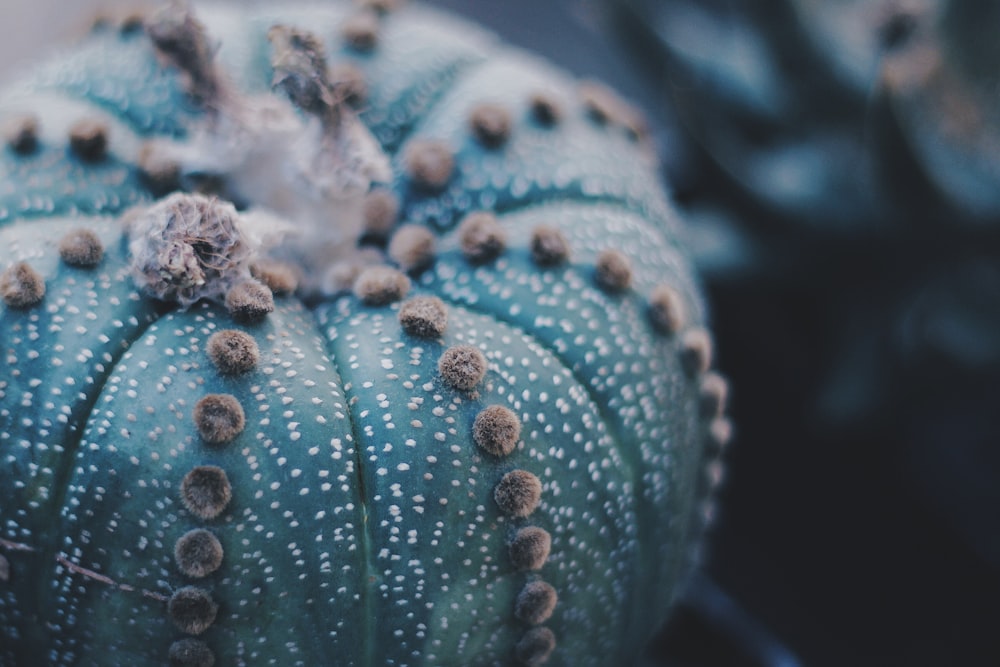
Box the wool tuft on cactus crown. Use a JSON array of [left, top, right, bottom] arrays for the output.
[[0, 2, 729, 665]]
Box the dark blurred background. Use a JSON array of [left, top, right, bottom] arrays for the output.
[[4, 1, 1000, 665]]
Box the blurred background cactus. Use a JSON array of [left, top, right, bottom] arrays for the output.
[[602, 0, 1000, 665]]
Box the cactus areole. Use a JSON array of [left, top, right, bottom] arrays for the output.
[[0, 2, 729, 665]]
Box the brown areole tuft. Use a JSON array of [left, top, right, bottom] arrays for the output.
[[168, 587, 219, 635], [58, 228, 105, 268], [494, 469, 543, 518], [206, 329, 260, 375], [398, 296, 448, 339], [1, 262, 45, 308], [193, 394, 246, 445], [472, 404, 521, 457], [180, 466, 233, 520], [438, 344, 488, 392]]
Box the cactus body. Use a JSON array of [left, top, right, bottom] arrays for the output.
[[0, 3, 724, 665]]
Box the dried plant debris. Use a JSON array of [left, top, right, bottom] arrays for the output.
[[128, 193, 258, 307], [145, 2, 221, 103], [140, 10, 391, 287]]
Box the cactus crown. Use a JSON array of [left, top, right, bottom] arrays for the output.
[[0, 2, 729, 666]]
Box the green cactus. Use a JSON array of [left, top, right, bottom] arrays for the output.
[[0, 2, 726, 665]]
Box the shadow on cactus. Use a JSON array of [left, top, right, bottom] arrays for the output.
[[0, 2, 728, 665]]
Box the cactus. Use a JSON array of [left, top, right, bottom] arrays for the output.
[[0, 2, 726, 666]]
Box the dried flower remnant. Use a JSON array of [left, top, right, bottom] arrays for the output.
[[398, 296, 448, 338], [508, 526, 552, 571], [515, 580, 558, 625], [4, 114, 39, 154], [459, 212, 507, 264], [145, 3, 221, 104], [68, 119, 109, 162], [128, 193, 258, 308], [495, 469, 543, 518], [58, 228, 104, 268], [438, 344, 488, 391], [353, 265, 411, 305], [174, 529, 224, 578], [1, 262, 45, 308], [268, 25, 338, 124], [473, 404, 521, 457], [141, 12, 391, 290], [168, 586, 219, 635], [180, 466, 232, 520], [515, 626, 557, 666], [168, 638, 216, 667]]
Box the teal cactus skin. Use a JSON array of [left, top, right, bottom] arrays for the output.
[[0, 2, 727, 665]]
